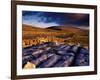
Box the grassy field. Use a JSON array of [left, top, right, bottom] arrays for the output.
[[22, 24, 89, 48]]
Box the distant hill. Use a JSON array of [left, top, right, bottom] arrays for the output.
[[47, 25, 89, 30], [46, 26, 62, 31], [22, 24, 45, 31], [46, 25, 89, 34], [22, 24, 89, 35], [23, 24, 88, 32]]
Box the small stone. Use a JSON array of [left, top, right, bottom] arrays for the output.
[[24, 62, 36, 69]]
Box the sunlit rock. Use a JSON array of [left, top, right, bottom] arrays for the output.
[[24, 62, 36, 69]]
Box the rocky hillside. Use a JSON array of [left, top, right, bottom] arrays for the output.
[[22, 42, 89, 69]]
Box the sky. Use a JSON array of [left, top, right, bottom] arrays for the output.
[[22, 11, 89, 28]]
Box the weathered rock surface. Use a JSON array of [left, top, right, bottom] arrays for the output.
[[22, 42, 89, 68]]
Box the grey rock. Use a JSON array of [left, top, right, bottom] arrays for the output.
[[22, 42, 89, 68], [38, 54, 61, 68]]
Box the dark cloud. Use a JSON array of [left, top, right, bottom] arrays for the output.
[[22, 11, 89, 27]]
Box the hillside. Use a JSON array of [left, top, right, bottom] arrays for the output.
[[22, 24, 47, 31], [22, 24, 89, 48], [46, 25, 89, 34]]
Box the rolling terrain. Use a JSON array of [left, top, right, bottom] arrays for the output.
[[22, 24, 89, 48], [22, 24, 89, 69]]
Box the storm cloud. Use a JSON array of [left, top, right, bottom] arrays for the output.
[[22, 11, 89, 28]]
